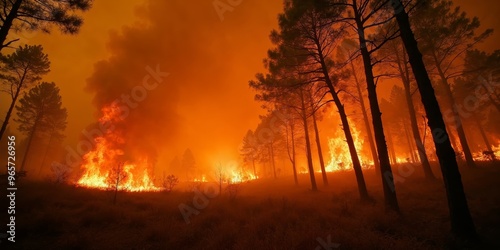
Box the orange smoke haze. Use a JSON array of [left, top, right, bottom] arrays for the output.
[[22, 0, 283, 175], [2, 0, 496, 178]]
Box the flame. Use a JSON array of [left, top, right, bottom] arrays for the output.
[[192, 161, 258, 183], [76, 103, 160, 192], [228, 169, 258, 183], [472, 144, 500, 161], [325, 123, 372, 172], [193, 175, 208, 183]]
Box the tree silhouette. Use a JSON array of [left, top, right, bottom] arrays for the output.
[[0, 0, 92, 50], [0, 44, 50, 141], [412, 0, 492, 168], [15, 82, 67, 171], [240, 130, 258, 176], [391, 0, 477, 240], [264, 0, 369, 197]]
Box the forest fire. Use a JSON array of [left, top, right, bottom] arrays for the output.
[[472, 144, 500, 161], [227, 169, 258, 183], [76, 103, 160, 192], [193, 167, 258, 184], [325, 124, 372, 172]]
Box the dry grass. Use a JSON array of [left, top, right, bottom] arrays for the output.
[[1, 161, 499, 249]]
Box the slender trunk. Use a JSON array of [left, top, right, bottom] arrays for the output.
[[291, 123, 298, 185], [446, 123, 459, 151], [392, 0, 477, 239], [20, 127, 37, 172], [270, 143, 276, 179], [310, 92, 328, 186], [38, 133, 54, 176], [353, 1, 399, 211], [403, 120, 415, 163], [285, 120, 298, 184], [300, 89, 317, 191], [397, 49, 435, 179], [312, 30, 368, 200], [351, 60, 380, 172], [473, 113, 492, 153], [0, 0, 22, 50], [432, 51, 476, 168], [386, 127, 398, 164], [0, 86, 22, 141]]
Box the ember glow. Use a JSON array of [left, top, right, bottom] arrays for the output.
[[76, 103, 160, 192], [325, 124, 373, 172]]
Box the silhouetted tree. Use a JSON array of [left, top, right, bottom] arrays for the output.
[[412, 0, 492, 168], [271, 0, 369, 198], [0, 0, 92, 50], [391, 0, 477, 240], [338, 39, 380, 173], [0, 44, 50, 141], [15, 82, 67, 172], [240, 130, 258, 176], [326, 0, 400, 211]]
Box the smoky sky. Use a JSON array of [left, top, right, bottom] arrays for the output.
[[84, 0, 282, 171]]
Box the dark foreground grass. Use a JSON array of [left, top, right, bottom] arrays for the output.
[[1, 162, 499, 250]]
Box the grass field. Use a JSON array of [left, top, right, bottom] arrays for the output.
[[1, 161, 499, 250]]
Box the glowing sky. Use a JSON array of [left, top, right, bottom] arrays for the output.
[[1, 0, 498, 171]]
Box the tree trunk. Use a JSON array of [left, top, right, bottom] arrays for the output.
[[397, 49, 435, 179], [270, 143, 276, 179], [0, 86, 22, 141], [291, 123, 298, 185], [310, 91, 328, 186], [353, 1, 399, 211], [38, 133, 54, 176], [432, 51, 476, 168], [473, 113, 492, 154], [313, 31, 369, 200], [403, 119, 416, 163], [386, 127, 398, 164], [20, 128, 37, 172], [351, 60, 380, 172], [392, 0, 477, 240], [300, 89, 317, 191], [0, 0, 22, 50]]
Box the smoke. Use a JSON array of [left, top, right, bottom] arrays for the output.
[[83, 0, 282, 173]]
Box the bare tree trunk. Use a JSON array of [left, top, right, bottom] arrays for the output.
[[300, 89, 317, 191], [403, 120, 416, 163], [314, 33, 369, 201], [20, 125, 38, 172], [386, 127, 398, 164], [291, 124, 297, 184], [0, 86, 22, 141], [270, 143, 276, 179], [351, 60, 380, 172], [353, 1, 399, 211], [38, 133, 54, 176], [392, 0, 477, 239], [309, 91, 328, 186], [432, 51, 476, 168], [397, 49, 435, 179], [473, 113, 492, 153]]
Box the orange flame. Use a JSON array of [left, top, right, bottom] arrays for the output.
[[472, 144, 500, 161], [325, 123, 373, 172], [76, 103, 160, 192]]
